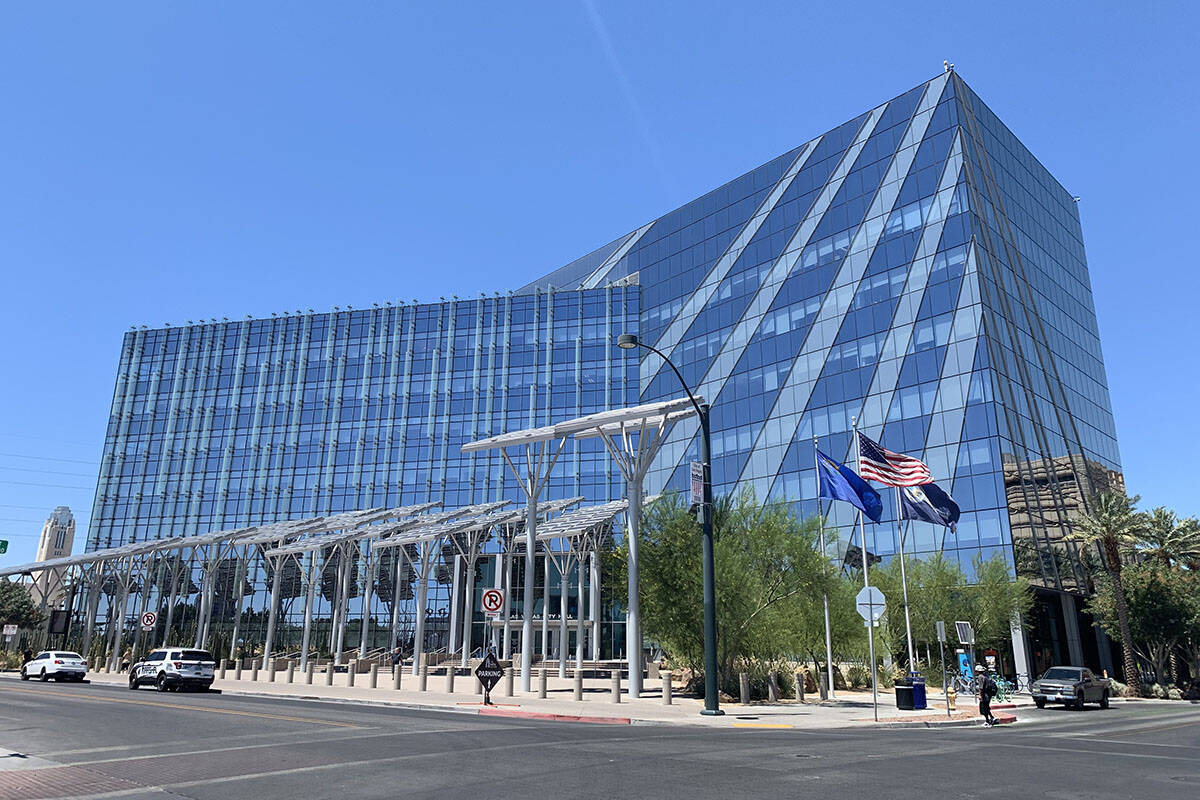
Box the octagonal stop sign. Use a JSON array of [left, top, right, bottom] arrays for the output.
[[855, 585, 885, 622]]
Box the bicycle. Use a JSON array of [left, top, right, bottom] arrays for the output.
[[991, 676, 1014, 702], [950, 673, 978, 697]]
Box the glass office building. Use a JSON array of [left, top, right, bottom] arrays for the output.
[[90, 71, 1120, 672]]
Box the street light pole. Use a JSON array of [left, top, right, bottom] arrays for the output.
[[617, 334, 723, 716]]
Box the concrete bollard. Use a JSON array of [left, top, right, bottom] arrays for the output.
[[538, 668, 547, 699], [818, 670, 828, 701], [797, 672, 806, 703], [662, 671, 673, 705], [419, 663, 429, 692], [768, 672, 779, 703], [251, 659, 260, 683], [445, 666, 455, 693], [610, 670, 622, 703], [370, 663, 379, 689], [504, 666, 514, 697], [347, 665, 355, 688], [235, 661, 243, 681], [306, 661, 315, 685], [268, 662, 277, 682], [739, 672, 750, 704], [393, 664, 403, 690], [574, 671, 584, 701], [286, 660, 295, 684], [325, 664, 334, 686], [219, 660, 227, 680]]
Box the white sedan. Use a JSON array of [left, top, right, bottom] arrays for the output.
[[20, 651, 88, 682]]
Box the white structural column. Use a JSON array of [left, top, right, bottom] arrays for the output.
[[461, 430, 568, 693], [359, 541, 379, 659], [448, 555, 463, 659], [261, 553, 285, 667], [300, 551, 320, 671], [572, 400, 696, 698], [589, 552, 601, 661]]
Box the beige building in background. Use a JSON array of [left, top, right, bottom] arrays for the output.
[[29, 506, 75, 607]]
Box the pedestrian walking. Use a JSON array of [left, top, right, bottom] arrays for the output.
[[977, 664, 998, 726], [390, 643, 402, 670]]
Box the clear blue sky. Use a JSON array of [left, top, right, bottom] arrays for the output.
[[1, 2, 1196, 565]]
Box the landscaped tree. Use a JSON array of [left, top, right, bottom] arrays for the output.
[[970, 554, 1034, 651], [620, 489, 832, 696], [1179, 570, 1200, 687], [0, 579, 44, 629], [1136, 508, 1200, 568], [870, 551, 1030, 665], [790, 567, 865, 683], [1069, 491, 1144, 691], [1087, 561, 1190, 685]]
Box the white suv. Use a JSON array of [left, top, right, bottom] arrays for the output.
[[129, 648, 216, 692], [20, 651, 88, 682]]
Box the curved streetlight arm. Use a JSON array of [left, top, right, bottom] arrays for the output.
[[631, 340, 704, 421]]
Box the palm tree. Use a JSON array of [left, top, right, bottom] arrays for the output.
[[1070, 491, 1144, 691], [1138, 508, 1200, 567]]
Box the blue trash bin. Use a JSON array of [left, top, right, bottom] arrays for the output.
[[911, 673, 927, 710]]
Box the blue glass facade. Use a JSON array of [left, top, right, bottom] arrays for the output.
[[90, 72, 1119, 665], [89, 289, 639, 655], [524, 73, 1121, 605]]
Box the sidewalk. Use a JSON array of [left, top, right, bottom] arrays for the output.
[[2, 668, 1016, 729]]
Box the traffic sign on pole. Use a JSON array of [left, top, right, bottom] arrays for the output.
[[140, 611, 157, 631], [2, 624, 17, 637], [855, 586, 885, 622], [0, 539, 7, 554], [690, 461, 704, 507], [474, 651, 504, 705], [481, 589, 504, 618]]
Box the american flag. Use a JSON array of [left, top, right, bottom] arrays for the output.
[[857, 432, 932, 487]]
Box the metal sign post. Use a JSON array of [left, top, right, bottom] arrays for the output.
[[475, 651, 504, 705], [855, 585, 886, 722], [936, 620, 949, 718]]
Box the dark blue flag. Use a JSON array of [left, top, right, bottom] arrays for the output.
[[898, 482, 961, 532], [817, 449, 883, 523]]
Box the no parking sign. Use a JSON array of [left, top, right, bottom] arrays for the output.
[[140, 611, 157, 631], [481, 588, 504, 618]]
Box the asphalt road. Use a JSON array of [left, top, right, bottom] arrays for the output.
[[0, 680, 1198, 800]]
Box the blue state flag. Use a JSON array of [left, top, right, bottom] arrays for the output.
[[899, 481, 961, 532], [817, 449, 883, 523]]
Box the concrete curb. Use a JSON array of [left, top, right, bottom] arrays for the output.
[[874, 712, 1017, 729], [478, 707, 632, 725]]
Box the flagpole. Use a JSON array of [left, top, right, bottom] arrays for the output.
[[813, 436, 836, 700], [852, 419, 878, 722], [895, 485, 916, 674]]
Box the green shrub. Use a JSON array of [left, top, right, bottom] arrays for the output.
[[1141, 683, 1168, 699], [847, 665, 868, 689]]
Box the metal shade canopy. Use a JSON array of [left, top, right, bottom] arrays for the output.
[[460, 396, 698, 696]]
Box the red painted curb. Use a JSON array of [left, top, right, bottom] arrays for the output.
[[993, 713, 1016, 724], [477, 707, 631, 725]]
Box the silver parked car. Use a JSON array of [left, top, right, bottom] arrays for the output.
[[20, 651, 88, 682], [1031, 666, 1110, 709]]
